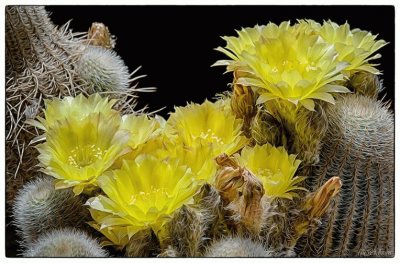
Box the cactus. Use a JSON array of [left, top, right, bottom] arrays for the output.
[[76, 45, 133, 93], [5, 6, 151, 211], [296, 94, 394, 257], [203, 237, 272, 257], [12, 176, 90, 247], [5, 5, 85, 210], [5, 5, 86, 142], [23, 228, 108, 257]]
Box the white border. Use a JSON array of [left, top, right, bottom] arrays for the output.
[[1, 1, 398, 263]]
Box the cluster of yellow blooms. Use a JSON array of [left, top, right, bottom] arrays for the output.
[[33, 93, 302, 247], [214, 20, 386, 111], [31, 19, 385, 250]]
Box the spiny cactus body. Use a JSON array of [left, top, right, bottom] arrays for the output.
[[5, 5, 86, 210], [12, 176, 90, 247], [23, 228, 108, 257], [76, 45, 132, 93], [296, 94, 394, 257], [5, 6, 150, 211], [203, 237, 272, 257]]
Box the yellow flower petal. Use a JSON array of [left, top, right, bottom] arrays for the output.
[[235, 144, 305, 199]]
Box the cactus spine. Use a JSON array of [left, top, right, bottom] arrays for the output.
[[12, 176, 90, 247], [296, 94, 394, 257], [23, 228, 108, 257]]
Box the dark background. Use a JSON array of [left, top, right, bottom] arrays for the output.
[[46, 6, 395, 117]]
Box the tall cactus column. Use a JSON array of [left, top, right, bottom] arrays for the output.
[[296, 94, 394, 257], [5, 6, 87, 210]]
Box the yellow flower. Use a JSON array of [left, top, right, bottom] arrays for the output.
[[28, 93, 118, 132], [120, 114, 165, 149], [86, 155, 201, 247], [297, 20, 387, 75], [213, 21, 291, 70], [36, 113, 130, 195], [167, 100, 248, 156], [110, 115, 170, 168], [214, 21, 350, 111], [166, 143, 217, 182], [235, 144, 305, 200]]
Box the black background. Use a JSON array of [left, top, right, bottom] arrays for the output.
[[46, 5, 395, 117]]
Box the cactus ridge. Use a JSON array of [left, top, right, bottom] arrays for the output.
[[296, 94, 394, 257]]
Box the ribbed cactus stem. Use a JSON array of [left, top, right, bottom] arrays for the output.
[[290, 177, 342, 247], [23, 228, 108, 257], [12, 176, 90, 247], [5, 5, 87, 211], [296, 94, 394, 257], [6, 6, 85, 141]]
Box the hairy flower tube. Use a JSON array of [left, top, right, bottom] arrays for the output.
[[167, 100, 248, 156], [36, 113, 130, 195], [28, 93, 118, 132], [215, 21, 350, 111], [86, 155, 201, 247], [296, 20, 387, 75], [235, 144, 305, 199]]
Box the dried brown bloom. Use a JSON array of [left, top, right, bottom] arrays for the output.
[[87, 22, 116, 49]]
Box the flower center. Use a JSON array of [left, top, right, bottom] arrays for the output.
[[129, 186, 169, 205], [68, 144, 106, 168], [199, 129, 224, 145]]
